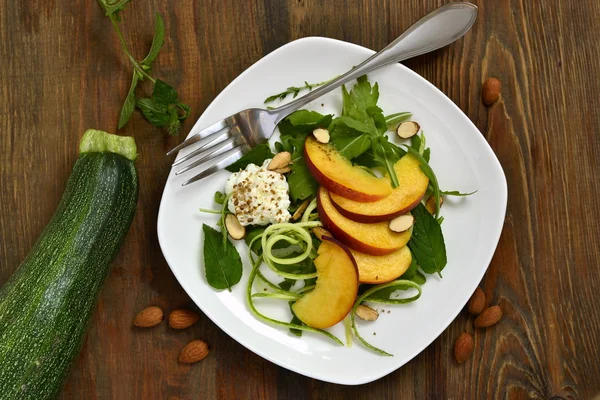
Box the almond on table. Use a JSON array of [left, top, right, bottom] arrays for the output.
[[133, 306, 164, 328], [169, 309, 200, 329]]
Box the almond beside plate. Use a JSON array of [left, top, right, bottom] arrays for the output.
[[157, 37, 507, 384]]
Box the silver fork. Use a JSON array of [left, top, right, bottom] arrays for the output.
[[168, 2, 478, 186]]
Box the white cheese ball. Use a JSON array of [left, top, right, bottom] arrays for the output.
[[225, 160, 291, 226]]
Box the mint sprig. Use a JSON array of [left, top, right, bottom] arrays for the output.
[[98, 1, 190, 135]]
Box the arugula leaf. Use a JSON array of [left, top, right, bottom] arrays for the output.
[[279, 110, 332, 139], [407, 204, 447, 278], [225, 143, 274, 172], [288, 145, 318, 201], [140, 13, 165, 67], [118, 72, 139, 129], [330, 126, 371, 159], [274, 110, 330, 201], [342, 76, 379, 120], [441, 190, 477, 197], [385, 112, 412, 130], [328, 76, 400, 186], [202, 224, 243, 290]]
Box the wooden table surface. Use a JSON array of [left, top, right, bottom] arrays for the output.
[[1, 1, 599, 399]]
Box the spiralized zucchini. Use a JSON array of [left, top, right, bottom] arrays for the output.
[[244, 198, 423, 355]]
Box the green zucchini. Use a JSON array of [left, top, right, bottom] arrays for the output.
[[0, 129, 138, 399]]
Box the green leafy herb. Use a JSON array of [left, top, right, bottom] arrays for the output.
[[407, 204, 447, 278], [440, 190, 477, 197], [264, 77, 338, 104], [98, 2, 190, 134], [329, 76, 401, 186], [140, 13, 165, 68], [225, 143, 274, 172], [202, 224, 243, 291], [214, 191, 226, 205], [118, 72, 139, 129], [329, 119, 372, 159], [135, 80, 190, 135], [288, 147, 319, 201], [398, 257, 428, 285], [274, 110, 332, 201]]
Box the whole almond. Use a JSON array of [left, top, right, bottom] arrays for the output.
[[312, 227, 332, 241], [267, 152, 292, 171], [292, 198, 311, 221], [474, 305, 502, 328], [389, 214, 414, 233], [133, 306, 163, 328], [355, 304, 379, 321], [169, 309, 200, 330], [467, 287, 486, 315], [482, 77, 501, 105], [396, 121, 420, 139], [273, 166, 291, 174], [312, 128, 330, 143], [225, 214, 245, 240], [179, 339, 209, 364], [454, 332, 474, 363]]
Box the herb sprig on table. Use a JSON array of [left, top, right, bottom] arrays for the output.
[[98, 0, 190, 135]]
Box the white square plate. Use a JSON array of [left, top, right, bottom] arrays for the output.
[[157, 37, 507, 385]]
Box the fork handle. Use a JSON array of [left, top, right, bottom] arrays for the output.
[[269, 2, 478, 123]]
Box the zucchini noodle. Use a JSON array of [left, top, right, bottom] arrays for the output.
[[351, 280, 422, 356], [246, 255, 343, 345], [243, 206, 424, 356], [260, 221, 322, 280], [301, 198, 318, 222]]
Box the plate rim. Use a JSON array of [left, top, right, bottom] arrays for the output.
[[157, 35, 508, 385]]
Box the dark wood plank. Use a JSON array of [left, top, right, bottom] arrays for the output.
[[1, 0, 599, 399]]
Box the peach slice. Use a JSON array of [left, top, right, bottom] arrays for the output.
[[329, 154, 429, 222], [292, 237, 359, 329], [317, 187, 412, 255], [350, 246, 412, 284], [304, 136, 392, 202]]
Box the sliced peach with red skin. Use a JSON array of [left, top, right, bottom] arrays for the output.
[[350, 246, 412, 284], [330, 154, 429, 222], [292, 237, 359, 329], [317, 187, 411, 255], [304, 136, 392, 202]]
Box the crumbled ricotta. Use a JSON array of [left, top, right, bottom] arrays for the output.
[[225, 160, 291, 226]]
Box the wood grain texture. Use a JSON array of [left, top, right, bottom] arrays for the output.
[[1, 0, 599, 398]]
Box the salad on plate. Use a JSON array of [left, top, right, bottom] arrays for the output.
[[198, 75, 474, 356]]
